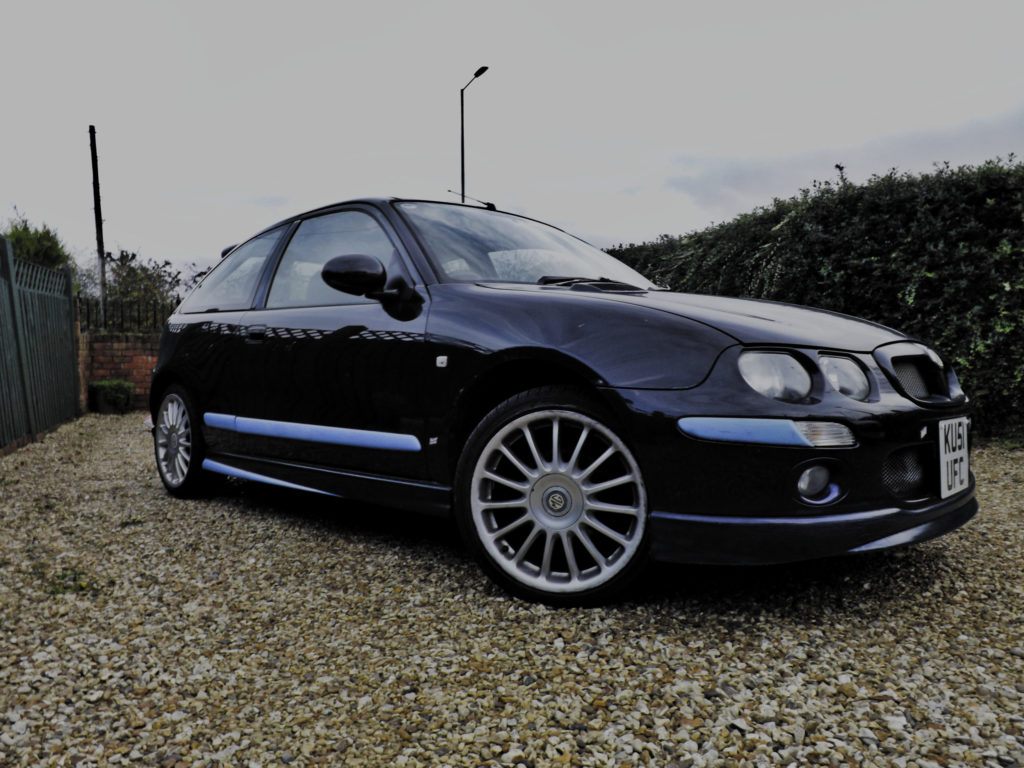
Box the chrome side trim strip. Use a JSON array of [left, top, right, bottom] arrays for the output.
[[652, 507, 897, 527], [204, 412, 421, 452]]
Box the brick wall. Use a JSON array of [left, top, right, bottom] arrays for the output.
[[79, 332, 161, 411]]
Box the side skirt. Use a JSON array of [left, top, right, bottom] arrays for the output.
[[203, 452, 453, 517]]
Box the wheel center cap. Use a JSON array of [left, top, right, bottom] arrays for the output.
[[168, 433, 179, 453], [543, 487, 571, 516]]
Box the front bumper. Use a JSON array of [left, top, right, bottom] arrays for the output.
[[648, 476, 977, 565]]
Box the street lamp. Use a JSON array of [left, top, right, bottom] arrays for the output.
[[460, 65, 488, 204]]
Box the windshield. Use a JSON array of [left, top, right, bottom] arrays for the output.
[[396, 202, 656, 289]]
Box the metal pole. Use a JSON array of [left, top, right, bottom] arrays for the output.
[[89, 125, 106, 326], [460, 66, 488, 205], [460, 88, 465, 203], [64, 264, 82, 416]]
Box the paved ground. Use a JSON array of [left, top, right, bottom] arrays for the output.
[[0, 413, 1021, 767]]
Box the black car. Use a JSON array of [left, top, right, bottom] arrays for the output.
[[151, 198, 977, 604]]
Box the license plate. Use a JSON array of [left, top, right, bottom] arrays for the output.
[[939, 417, 969, 498]]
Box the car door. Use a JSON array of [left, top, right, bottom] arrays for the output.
[[236, 206, 431, 481], [170, 226, 286, 459]]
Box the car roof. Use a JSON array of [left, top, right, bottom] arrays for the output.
[[251, 197, 473, 235], [250, 197, 570, 238]]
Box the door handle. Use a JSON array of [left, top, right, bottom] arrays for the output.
[[246, 324, 267, 343]]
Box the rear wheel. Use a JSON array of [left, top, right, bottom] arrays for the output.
[[456, 387, 649, 605], [154, 385, 210, 498]]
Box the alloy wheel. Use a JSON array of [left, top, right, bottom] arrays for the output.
[[155, 393, 193, 488], [469, 409, 647, 595]]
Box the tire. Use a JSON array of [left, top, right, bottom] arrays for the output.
[[455, 387, 650, 605], [153, 385, 211, 498]]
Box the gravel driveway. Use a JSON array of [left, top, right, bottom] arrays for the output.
[[1, 413, 1022, 767]]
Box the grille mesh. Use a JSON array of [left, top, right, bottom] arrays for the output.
[[882, 447, 927, 498], [893, 360, 930, 398]]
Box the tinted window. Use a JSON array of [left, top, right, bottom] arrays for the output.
[[179, 228, 283, 313], [267, 210, 399, 308]]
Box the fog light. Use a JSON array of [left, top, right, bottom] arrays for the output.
[[797, 464, 842, 504], [798, 466, 831, 498]]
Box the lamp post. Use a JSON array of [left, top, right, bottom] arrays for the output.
[[460, 65, 488, 204]]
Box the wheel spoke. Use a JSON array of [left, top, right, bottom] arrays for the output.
[[583, 515, 630, 548], [480, 498, 528, 511], [514, 524, 543, 565], [575, 525, 607, 567], [582, 474, 635, 495], [540, 531, 556, 579], [575, 445, 615, 482], [566, 425, 590, 473], [520, 423, 547, 472], [498, 444, 538, 481], [560, 531, 581, 580], [551, 417, 561, 468], [488, 512, 530, 541], [482, 470, 530, 492], [585, 499, 641, 517]]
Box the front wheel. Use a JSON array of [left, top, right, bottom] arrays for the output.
[[456, 387, 650, 605], [153, 385, 210, 498]]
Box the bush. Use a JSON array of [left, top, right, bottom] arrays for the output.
[[2, 212, 74, 271], [88, 379, 135, 414], [609, 158, 1024, 437]]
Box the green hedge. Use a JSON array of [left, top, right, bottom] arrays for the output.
[[609, 158, 1024, 437], [88, 379, 136, 414]]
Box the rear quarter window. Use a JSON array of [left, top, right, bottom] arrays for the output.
[[179, 228, 283, 313]]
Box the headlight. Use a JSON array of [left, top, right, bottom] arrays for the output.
[[738, 351, 812, 402], [820, 355, 870, 400]]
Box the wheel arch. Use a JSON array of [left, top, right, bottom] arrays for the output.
[[446, 351, 625, 479], [149, 369, 204, 421], [149, 370, 178, 418]]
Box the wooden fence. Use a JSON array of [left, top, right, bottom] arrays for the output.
[[0, 236, 79, 454]]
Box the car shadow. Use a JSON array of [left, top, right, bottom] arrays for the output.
[[216, 477, 466, 554], [631, 543, 959, 623], [212, 477, 959, 619]]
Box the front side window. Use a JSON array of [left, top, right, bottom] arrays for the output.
[[266, 210, 398, 308], [179, 228, 283, 313]]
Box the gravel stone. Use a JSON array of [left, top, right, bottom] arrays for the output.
[[1, 413, 1022, 767]]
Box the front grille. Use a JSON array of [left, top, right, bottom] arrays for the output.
[[893, 360, 930, 398], [888, 352, 951, 401], [881, 447, 927, 498]]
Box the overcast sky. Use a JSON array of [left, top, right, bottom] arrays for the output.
[[3, 1, 1023, 275]]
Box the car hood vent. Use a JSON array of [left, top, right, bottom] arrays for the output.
[[893, 359, 932, 399], [873, 342, 966, 406]]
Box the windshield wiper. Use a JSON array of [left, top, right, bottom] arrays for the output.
[[538, 275, 607, 286], [538, 275, 647, 291]]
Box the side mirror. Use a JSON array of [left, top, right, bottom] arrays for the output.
[[321, 254, 386, 296]]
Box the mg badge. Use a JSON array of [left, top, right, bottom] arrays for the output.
[[544, 488, 570, 516]]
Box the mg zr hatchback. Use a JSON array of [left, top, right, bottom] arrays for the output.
[[151, 198, 977, 604]]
